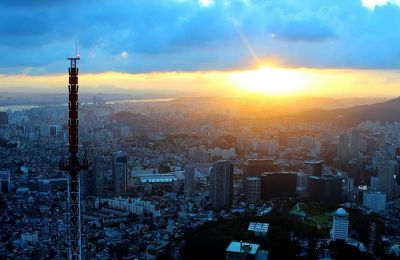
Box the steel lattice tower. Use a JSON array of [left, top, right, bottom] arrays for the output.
[[60, 55, 88, 260]]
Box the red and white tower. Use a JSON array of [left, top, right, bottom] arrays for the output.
[[60, 54, 87, 260]]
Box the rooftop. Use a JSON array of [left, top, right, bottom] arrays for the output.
[[248, 222, 269, 233], [334, 208, 348, 217], [305, 160, 323, 164], [226, 241, 260, 255], [139, 174, 178, 183]]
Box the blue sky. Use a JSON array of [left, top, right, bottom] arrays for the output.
[[0, 0, 400, 75]]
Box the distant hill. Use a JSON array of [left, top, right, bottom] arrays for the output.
[[168, 96, 388, 118], [297, 97, 400, 126]]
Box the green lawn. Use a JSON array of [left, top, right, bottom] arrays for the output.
[[290, 203, 332, 230]]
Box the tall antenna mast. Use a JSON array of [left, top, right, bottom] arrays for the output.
[[60, 51, 87, 260], [75, 42, 79, 58]]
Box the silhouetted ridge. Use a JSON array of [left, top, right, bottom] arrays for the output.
[[297, 97, 400, 126]]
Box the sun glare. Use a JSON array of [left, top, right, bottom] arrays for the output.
[[230, 67, 311, 96]]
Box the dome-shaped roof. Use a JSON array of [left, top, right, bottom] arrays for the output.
[[336, 208, 347, 216]]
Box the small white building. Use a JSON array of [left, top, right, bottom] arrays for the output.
[[331, 208, 349, 241], [248, 222, 269, 238]]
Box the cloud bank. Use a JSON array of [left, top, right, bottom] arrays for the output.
[[0, 0, 400, 74]]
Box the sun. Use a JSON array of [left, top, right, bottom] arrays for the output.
[[229, 67, 311, 96]]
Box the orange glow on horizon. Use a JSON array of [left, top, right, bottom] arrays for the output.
[[0, 67, 399, 98], [229, 66, 312, 96]]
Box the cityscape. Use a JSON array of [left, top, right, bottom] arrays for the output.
[[1, 0, 400, 260]]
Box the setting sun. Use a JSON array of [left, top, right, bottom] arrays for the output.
[[229, 67, 312, 96]]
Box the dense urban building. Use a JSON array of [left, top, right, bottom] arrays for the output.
[[304, 160, 323, 177], [260, 172, 297, 200], [0, 169, 11, 193], [244, 159, 278, 177], [350, 128, 360, 158], [377, 161, 396, 197], [245, 177, 261, 204], [0, 111, 8, 127], [184, 165, 196, 198], [363, 191, 386, 213], [93, 156, 105, 196], [308, 176, 343, 204], [112, 151, 128, 196], [210, 160, 233, 210]]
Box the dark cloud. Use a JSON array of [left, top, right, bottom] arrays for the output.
[[0, 0, 399, 74], [273, 19, 335, 42]]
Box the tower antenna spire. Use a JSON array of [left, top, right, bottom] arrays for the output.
[[60, 49, 87, 260], [75, 42, 80, 59]]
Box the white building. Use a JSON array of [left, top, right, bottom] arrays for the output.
[[248, 222, 269, 238], [363, 191, 386, 213], [98, 197, 157, 216], [226, 241, 268, 260], [331, 208, 349, 241]]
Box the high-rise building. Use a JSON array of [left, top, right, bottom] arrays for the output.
[[350, 128, 360, 158], [304, 160, 323, 177], [260, 172, 297, 200], [331, 208, 349, 241], [278, 131, 287, 147], [287, 136, 300, 149], [308, 176, 343, 205], [343, 177, 354, 192], [363, 191, 386, 213], [370, 176, 379, 191], [244, 159, 278, 178], [80, 169, 89, 200], [0, 112, 8, 127], [0, 169, 11, 193], [209, 160, 233, 210], [296, 171, 308, 191], [319, 133, 332, 158], [337, 133, 349, 161], [49, 125, 60, 137], [246, 177, 261, 204], [300, 135, 314, 152], [348, 160, 362, 186], [93, 156, 104, 196], [184, 165, 196, 198], [188, 148, 211, 162], [377, 161, 396, 197], [113, 151, 128, 196]]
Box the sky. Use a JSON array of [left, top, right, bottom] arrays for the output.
[[0, 0, 400, 97]]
